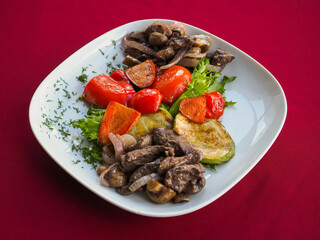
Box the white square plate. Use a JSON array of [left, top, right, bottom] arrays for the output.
[[29, 19, 287, 217]]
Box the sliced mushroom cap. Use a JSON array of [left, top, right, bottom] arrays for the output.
[[173, 193, 190, 203], [145, 21, 172, 37], [185, 177, 206, 194], [168, 21, 186, 36], [146, 179, 176, 204], [191, 34, 212, 52], [148, 32, 168, 47], [184, 52, 207, 58], [107, 165, 127, 188]]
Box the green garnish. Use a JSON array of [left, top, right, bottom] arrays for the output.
[[169, 58, 236, 117], [112, 40, 116, 48], [62, 89, 71, 99], [71, 106, 106, 168], [99, 49, 105, 55], [77, 74, 88, 83], [71, 106, 105, 141]]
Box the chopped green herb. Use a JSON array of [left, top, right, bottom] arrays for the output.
[[60, 78, 69, 86], [99, 49, 105, 55], [77, 74, 88, 83], [82, 66, 88, 73], [61, 108, 67, 116], [73, 107, 80, 113], [42, 118, 54, 131], [57, 99, 63, 109], [112, 40, 116, 48], [62, 89, 71, 99]]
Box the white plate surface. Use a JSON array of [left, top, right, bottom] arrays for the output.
[[29, 19, 287, 217]]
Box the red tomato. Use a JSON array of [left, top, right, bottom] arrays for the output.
[[150, 66, 191, 105], [203, 92, 225, 119], [128, 89, 163, 114], [110, 69, 136, 102], [83, 74, 127, 108]]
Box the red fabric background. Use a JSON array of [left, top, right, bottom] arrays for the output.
[[1, 0, 319, 239]]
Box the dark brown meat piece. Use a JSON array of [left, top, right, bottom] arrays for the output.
[[122, 55, 141, 67], [126, 31, 147, 43], [164, 164, 206, 193], [211, 49, 235, 72], [166, 36, 194, 50], [129, 158, 163, 183], [155, 46, 175, 61], [126, 133, 153, 152], [157, 150, 203, 175], [135, 133, 153, 149], [124, 48, 150, 62], [152, 128, 195, 156], [120, 145, 174, 172]]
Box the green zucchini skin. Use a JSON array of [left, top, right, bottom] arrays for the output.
[[174, 113, 235, 164]]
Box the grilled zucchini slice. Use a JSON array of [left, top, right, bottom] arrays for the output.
[[174, 113, 235, 164], [129, 111, 173, 140]]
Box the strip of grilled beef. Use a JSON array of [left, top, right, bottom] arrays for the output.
[[211, 49, 235, 72], [164, 164, 205, 193], [152, 128, 195, 156], [120, 145, 174, 172], [129, 158, 163, 183], [157, 150, 203, 175]]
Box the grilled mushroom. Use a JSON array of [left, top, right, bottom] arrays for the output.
[[145, 21, 172, 37], [169, 21, 186, 36], [148, 32, 168, 47], [146, 179, 176, 204], [191, 34, 212, 52]]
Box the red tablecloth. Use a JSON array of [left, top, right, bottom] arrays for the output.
[[1, 0, 319, 239]]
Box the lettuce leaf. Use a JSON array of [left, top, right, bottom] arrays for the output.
[[71, 106, 105, 141]]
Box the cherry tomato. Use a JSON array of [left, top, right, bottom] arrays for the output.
[[150, 66, 192, 105], [110, 69, 136, 102], [128, 89, 163, 114], [83, 74, 127, 108], [203, 92, 225, 119]]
